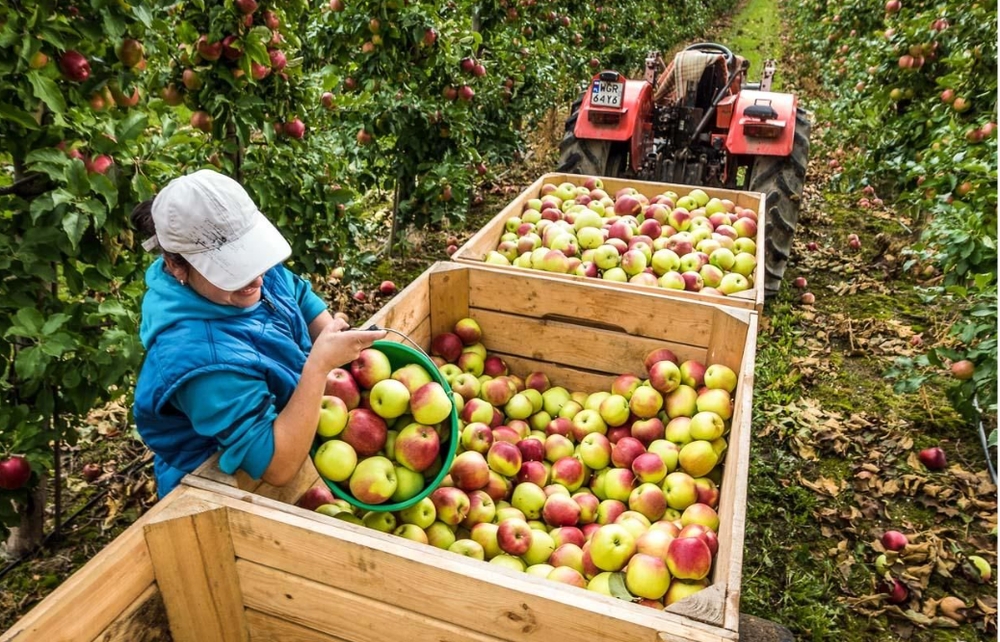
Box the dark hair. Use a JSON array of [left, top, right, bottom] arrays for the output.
[[130, 198, 188, 266]]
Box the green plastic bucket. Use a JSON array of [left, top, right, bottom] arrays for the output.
[[310, 339, 460, 513]]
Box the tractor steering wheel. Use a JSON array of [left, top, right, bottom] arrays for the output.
[[684, 42, 735, 67]]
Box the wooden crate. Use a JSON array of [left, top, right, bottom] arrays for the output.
[[453, 172, 767, 311], [6, 262, 757, 642]]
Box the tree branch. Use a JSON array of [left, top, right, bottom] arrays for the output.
[[0, 173, 55, 199]]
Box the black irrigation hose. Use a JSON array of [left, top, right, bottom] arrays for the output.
[[0, 455, 153, 584]]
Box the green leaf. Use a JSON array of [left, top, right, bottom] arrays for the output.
[[66, 159, 90, 196], [132, 172, 155, 201], [132, 4, 154, 28], [26, 148, 70, 166], [41, 313, 72, 335], [14, 346, 47, 381], [89, 173, 118, 210], [0, 103, 40, 129], [61, 209, 89, 248], [40, 332, 75, 358], [102, 11, 127, 38], [116, 111, 148, 143], [15, 308, 45, 334], [98, 300, 128, 317], [608, 572, 636, 601], [77, 198, 107, 228], [27, 71, 67, 115]]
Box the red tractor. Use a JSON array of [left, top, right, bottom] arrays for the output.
[[557, 43, 811, 296]]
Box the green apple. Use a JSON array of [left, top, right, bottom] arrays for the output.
[[526, 563, 556, 578], [410, 381, 454, 425], [598, 394, 630, 427], [391, 363, 434, 394], [577, 432, 612, 470], [392, 523, 429, 545], [625, 553, 671, 599], [313, 439, 358, 483], [542, 386, 572, 416], [647, 439, 680, 473], [731, 252, 756, 277], [589, 524, 636, 572], [688, 411, 726, 441], [505, 392, 534, 420], [398, 496, 436, 528], [363, 510, 397, 533], [449, 538, 485, 560], [587, 571, 615, 595], [317, 395, 349, 438], [696, 389, 733, 421], [678, 440, 719, 478], [703, 364, 738, 393], [584, 391, 611, 412], [662, 471, 698, 510], [490, 554, 527, 572], [470, 522, 501, 559], [511, 482, 547, 519], [426, 521, 457, 550], [522, 528, 556, 566], [349, 456, 397, 504], [391, 465, 425, 502]]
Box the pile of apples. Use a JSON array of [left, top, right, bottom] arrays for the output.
[[313, 350, 455, 505], [311, 317, 739, 609], [482, 179, 758, 296]]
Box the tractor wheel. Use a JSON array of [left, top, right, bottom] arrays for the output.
[[749, 107, 811, 297], [557, 100, 628, 177]]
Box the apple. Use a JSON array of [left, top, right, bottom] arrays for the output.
[[611, 437, 646, 469], [647, 440, 681, 473], [881, 530, 908, 551], [589, 524, 637, 571], [918, 446, 947, 470], [611, 374, 642, 400], [324, 368, 361, 410], [545, 434, 575, 462], [549, 543, 585, 573], [483, 356, 508, 378], [681, 503, 720, 532], [542, 387, 572, 416], [678, 440, 719, 478], [636, 527, 675, 560], [951, 360, 975, 380], [628, 482, 668, 522], [665, 578, 709, 605], [632, 453, 668, 484], [693, 477, 720, 508], [517, 438, 546, 463], [342, 409, 388, 456], [689, 411, 726, 441], [410, 382, 453, 426], [459, 490, 496, 529], [470, 522, 501, 559], [631, 417, 665, 446], [313, 439, 357, 483], [391, 363, 434, 395], [367, 379, 411, 420], [626, 553, 671, 599], [696, 389, 733, 421], [350, 349, 392, 389], [665, 385, 698, 419], [431, 332, 464, 362], [296, 485, 336, 511], [572, 409, 608, 440], [550, 456, 587, 491], [603, 468, 636, 503], [577, 432, 613, 470], [487, 441, 522, 477], [493, 426, 520, 444], [317, 395, 349, 438], [525, 372, 551, 392], [497, 518, 533, 556], [572, 491, 600, 524], [461, 398, 495, 425], [547, 566, 587, 588], [460, 422, 493, 454], [0, 455, 31, 491], [392, 523, 429, 544], [453, 318, 483, 345], [665, 536, 712, 580], [519, 528, 556, 566], [645, 348, 680, 372], [598, 395, 631, 427], [679, 361, 707, 389], [511, 482, 547, 519], [396, 496, 436, 529], [505, 393, 534, 420], [968, 555, 992, 582], [703, 364, 737, 393], [663, 472, 698, 510], [879, 578, 909, 604], [543, 493, 582, 527], [58, 50, 91, 82], [648, 361, 682, 395], [450, 451, 490, 491], [430, 487, 471, 526], [394, 423, 440, 472], [596, 499, 627, 525], [348, 456, 397, 504]]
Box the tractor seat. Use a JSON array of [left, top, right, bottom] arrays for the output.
[[744, 103, 778, 120], [653, 50, 729, 108]]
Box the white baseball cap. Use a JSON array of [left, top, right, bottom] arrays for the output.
[[143, 170, 292, 291]]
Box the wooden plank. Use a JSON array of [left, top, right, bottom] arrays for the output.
[[474, 308, 679, 378], [718, 313, 758, 632], [452, 172, 766, 311], [92, 585, 170, 642], [663, 584, 725, 627], [427, 263, 470, 337], [466, 265, 721, 347], [192, 452, 238, 487], [705, 307, 754, 373], [363, 268, 432, 337], [144, 507, 248, 642], [211, 493, 733, 642], [495, 353, 620, 393], [239, 561, 504, 642], [253, 457, 320, 505], [246, 610, 350, 642], [0, 488, 186, 642]]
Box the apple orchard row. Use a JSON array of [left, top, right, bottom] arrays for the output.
[[306, 317, 740, 607], [480, 179, 759, 296]]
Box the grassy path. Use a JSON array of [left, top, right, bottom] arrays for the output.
[[716, 1, 998, 640]]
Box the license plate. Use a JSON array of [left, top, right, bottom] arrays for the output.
[[590, 80, 624, 108]]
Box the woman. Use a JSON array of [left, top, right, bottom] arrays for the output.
[[131, 169, 385, 497]]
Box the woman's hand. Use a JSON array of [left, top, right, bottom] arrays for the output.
[[307, 321, 387, 373]]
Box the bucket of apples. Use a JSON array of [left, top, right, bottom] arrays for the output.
[[311, 339, 461, 512]]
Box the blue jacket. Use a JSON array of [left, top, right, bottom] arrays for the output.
[[133, 258, 327, 497]]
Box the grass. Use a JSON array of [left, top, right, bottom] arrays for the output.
[[724, 0, 786, 90]]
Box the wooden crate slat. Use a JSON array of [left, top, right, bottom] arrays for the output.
[[239, 560, 505, 642], [466, 266, 720, 347], [91, 585, 169, 642], [144, 506, 248, 642], [427, 265, 470, 337], [252, 458, 320, 505], [246, 609, 352, 642], [215, 491, 733, 642], [365, 270, 432, 336], [473, 309, 675, 378]]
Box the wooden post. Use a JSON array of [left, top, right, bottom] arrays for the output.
[[144, 507, 249, 642]]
